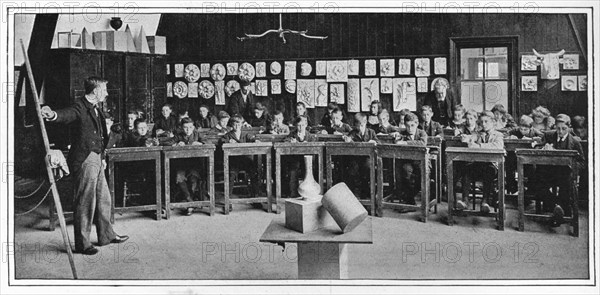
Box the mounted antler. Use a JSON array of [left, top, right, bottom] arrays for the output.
[[237, 14, 328, 44]]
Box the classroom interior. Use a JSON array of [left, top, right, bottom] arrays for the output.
[[12, 11, 592, 282]]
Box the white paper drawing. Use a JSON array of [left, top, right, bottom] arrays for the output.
[[562, 54, 579, 70], [348, 60, 359, 76], [416, 78, 428, 93], [255, 80, 268, 96], [393, 78, 417, 111], [347, 79, 360, 112], [361, 78, 380, 112], [380, 78, 393, 94], [434, 57, 447, 75], [521, 55, 538, 71], [296, 79, 315, 108], [256, 62, 266, 77], [330, 84, 345, 104], [315, 79, 328, 107], [380, 59, 395, 77], [398, 59, 411, 75], [365, 59, 377, 76], [414, 58, 430, 77], [521, 76, 537, 91], [326, 60, 348, 82], [316, 60, 327, 76], [226, 63, 238, 76], [215, 81, 225, 105], [285, 61, 297, 80]]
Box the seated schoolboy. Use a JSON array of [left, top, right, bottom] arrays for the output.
[[507, 115, 543, 139], [104, 112, 125, 149], [456, 111, 504, 213], [491, 103, 517, 130], [220, 115, 260, 197], [153, 103, 178, 137], [376, 109, 400, 135], [531, 105, 555, 131], [283, 115, 318, 197], [456, 109, 479, 135], [265, 110, 290, 135], [210, 111, 231, 135], [529, 114, 585, 226], [447, 104, 466, 129], [249, 102, 271, 129], [293, 102, 313, 127], [394, 112, 428, 205], [321, 108, 352, 135], [571, 115, 587, 140], [125, 118, 160, 147], [343, 113, 379, 198], [397, 108, 411, 130], [126, 110, 139, 132], [419, 105, 443, 137], [195, 105, 218, 129], [320, 102, 339, 128]]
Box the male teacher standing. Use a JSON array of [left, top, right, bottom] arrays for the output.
[[41, 76, 128, 255]]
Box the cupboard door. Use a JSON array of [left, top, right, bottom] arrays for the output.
[[150, 56, 167, 122], [125, 55, 151, 121], [70, 52, 102, 102], [102, 52, 125, 124]]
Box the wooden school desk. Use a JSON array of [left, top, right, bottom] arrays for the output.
[[107, 146, 163, 222], [445, 147, 506, 230], [516, 149, 580, 236], [273, 142, 325, 213], [260, 217, 373, 279], [325, 142, 377, 216], [162, 144, 216, 218], [222, 142, 273, 214], [376, 144, 431, 220]]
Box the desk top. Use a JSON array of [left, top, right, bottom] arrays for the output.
[[162, 144, 216, 151], [315, 134, 344, 142], [325, 142, 377, 148], [445, 147, 505, 155], [515, 148, 579, 157], [255, 134, 288, 142], [222, 142, 273, 149], [106, 146, 163, 154], [260, 217, 373, 244], [274, 142, 326, 148]]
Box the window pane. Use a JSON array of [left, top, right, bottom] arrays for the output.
[[485, 47, 508, 79], [460, 48, 484, 80], [461, 81, 484, 112], [485, 81, 508, 110]]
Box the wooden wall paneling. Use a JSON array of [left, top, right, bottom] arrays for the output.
[[102, 52, 124, 123]]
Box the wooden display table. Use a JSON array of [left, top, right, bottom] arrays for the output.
[[516, 149, 580, 236], [107, 146, 163, 222], [260, 217, 373, 279], [445, 147, 506, 230], [222, 142, 273, 214], [162, 144, 216, 218]]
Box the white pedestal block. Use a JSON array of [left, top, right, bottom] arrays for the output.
[[285, 197, 337, 233], [297, 242, 348, 279]]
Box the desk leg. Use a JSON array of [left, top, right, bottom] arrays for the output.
[[376, 156, 383, 217], [275, 151, 281, 214], [498, 162, 505, 231], [266, 152, 273, 213], [421, 158, 429, 223], [297, 242, 348, 280], [155, 158, 162, 221], [109, 160, 115, 224], [164, 157, 171, 220], [446, 159, 454, 226], [326, 153, 333, 190], [318, 151, 324, 195], [209, 155, 215, 216], [517, 160, 525, 232], [224, 153, 230, 215], [369, 156, 375, 216], [571, 167, 579, 237]]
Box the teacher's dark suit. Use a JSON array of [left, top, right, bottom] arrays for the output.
[[423, 91, 457, 126], [226, 90, 255, 123], [51, 97, 117, 252]]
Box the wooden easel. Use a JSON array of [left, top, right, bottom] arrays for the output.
[[20, 39, 78, 279]]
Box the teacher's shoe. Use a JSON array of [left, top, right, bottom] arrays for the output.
[[110, 235, 130, 244], [78, 246, 99, 255]]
